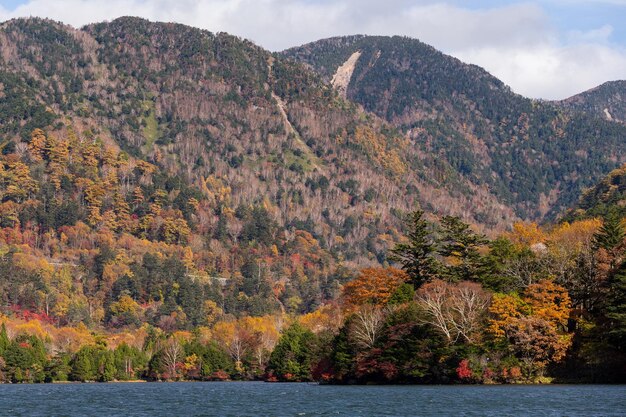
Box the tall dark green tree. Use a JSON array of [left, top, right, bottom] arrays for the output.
[[606, 262, 626, 351], [389, 210, 439, 288], [438, 215, 487, 282], [239, 205, 277, 246], [70, 347, 96, 382], [594, 211, 625, 252], [267, 322, 316, 381]]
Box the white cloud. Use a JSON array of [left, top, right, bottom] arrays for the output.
[[454, 42, 626, 99], [0, 0, 625, 99], [567, 24, 614, 44]]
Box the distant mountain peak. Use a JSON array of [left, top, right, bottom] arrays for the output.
[[556, 80, 626, 123]]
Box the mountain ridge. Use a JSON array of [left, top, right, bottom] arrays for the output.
[[555, 80, 626, 124]]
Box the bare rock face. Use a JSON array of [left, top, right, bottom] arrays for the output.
[[331, 51, 361, 99]]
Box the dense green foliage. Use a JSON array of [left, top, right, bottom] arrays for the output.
[[389, 210, 438, 288], [266, 323, 317, 381]]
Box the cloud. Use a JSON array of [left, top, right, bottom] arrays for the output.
[[0, 0, 625, 99], [566, 24, 613, 44], [454, 42, 626, 99]]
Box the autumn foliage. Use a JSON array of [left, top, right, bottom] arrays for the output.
[[342, 267, 409, 309]]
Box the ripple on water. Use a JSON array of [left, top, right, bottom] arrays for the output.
[[0, 383, 624, 417]]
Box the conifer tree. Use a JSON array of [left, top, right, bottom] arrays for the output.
[[606, 263, 626, 351], [594, 211, 625, 251], [389, 210, 439, 288], [438, 215, 487, 282], [0, 323, 9, 355]]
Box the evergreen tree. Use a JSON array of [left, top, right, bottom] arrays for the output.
[[594, 211, 625, 251], [98, 350, 117, 382], [438, 216, 487, 282], [606, 263, 626, 351], [329, 324, 356, 381], [389, 210, 439, 288], [0, 323, 9, 355], [267, 323, 316, 381], [71, 347, 96, 382], [388, 283, 416, 305]]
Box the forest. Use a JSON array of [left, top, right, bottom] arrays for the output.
[[0, 135, 624, 383], [0, 17, 624, 385]]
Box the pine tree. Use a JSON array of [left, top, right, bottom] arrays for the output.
[[389, 210, 439, 288], [606, 263, 626, 351], [267, 323, 316, 381], [594, 211, 625, 251], [71, 348, 96, 382], [438, 215, 487, 282], [594, 211, 625, 274]]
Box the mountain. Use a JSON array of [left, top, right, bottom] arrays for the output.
[[0, 17, 528, 321], [282, 36, 626, 220], [556, 81, 626, 124], [0, 17, 623, 319], [1, 19, 625, 384], [0, 17, 517, 246]]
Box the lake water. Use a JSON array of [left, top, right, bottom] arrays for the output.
[[0, 382, 624, 416]]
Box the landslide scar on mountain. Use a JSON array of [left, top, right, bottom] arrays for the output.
[[331, 51, 361, 98]]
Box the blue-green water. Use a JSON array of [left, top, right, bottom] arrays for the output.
[[0, 382, 624, 416]]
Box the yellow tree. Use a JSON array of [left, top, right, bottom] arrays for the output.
[[487, 280, 572, 380], [300, 304, 344, 334], [28, 129, 47, 162], [0, 156, 39, 202], [487, 293, 528, 339], [45, 133, 70, 190], [240, 316, 281, 371], [113, 191, 132, 232], [524, 280, 571, 331], [508, 222, 546, 248]]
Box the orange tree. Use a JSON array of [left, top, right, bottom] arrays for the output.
[[342, 267, 409, 310]]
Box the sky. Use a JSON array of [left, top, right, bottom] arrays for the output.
[[0, 0, 625, 100]]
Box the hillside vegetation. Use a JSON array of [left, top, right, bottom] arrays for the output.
[[564, 163, 626, 220], [556, 81, 626, 124], [283, 36, 626, 219]]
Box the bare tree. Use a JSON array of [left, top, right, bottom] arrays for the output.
[[162, 338, 183, 380], [416, 280, 453, 342], [417, 280, 490, 344], [350, 305, 387, 349], [447, 282, 491, 344]]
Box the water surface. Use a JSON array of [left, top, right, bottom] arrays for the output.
[[0, 382, 624, 416]]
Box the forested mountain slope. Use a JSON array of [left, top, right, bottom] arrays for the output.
[[0, 17, 623, 322], [0, 17, 522, 324], [282, 36, 626, 220], [0, 18, 625, 385], [0, 17, 514, 250], [564, 163, 626, 220]]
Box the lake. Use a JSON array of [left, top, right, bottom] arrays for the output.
[[0, 382, 624, 416]]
